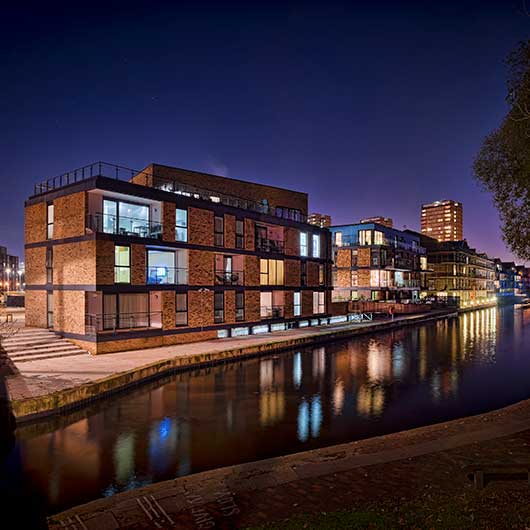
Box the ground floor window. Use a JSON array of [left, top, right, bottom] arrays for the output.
[[214, 292, 225, 323], [294, 291, 301, 316], [235, 291, 245, 321], [313, 291, 325, 314], [103, 293, 149, 329]]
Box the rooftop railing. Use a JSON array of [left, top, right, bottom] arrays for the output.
[[33, 161, 308, 224]]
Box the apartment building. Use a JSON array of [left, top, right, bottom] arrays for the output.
[[419, 235, 495, 307], [25, 162, 332, 354], [421, 200, 463, 242], [0, 246, 21, 292], [308, 213, 331, 228], [329, 222, 429, 302]]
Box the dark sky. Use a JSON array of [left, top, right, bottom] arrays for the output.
[[1, 0, 528, 262]]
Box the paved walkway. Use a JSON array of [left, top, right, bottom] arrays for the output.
[[6, 311, 454, 420], [48, 397, 530, 529]]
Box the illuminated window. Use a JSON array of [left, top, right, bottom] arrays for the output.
[[115, 245, 130, 283], [175, 208, 187, 242], [335, 231, 342, 246], [373, 231, 383, 245], [294, 292, 301, 316], [359, 230, 372, 245], [313, 291, 325, 314], [312, 234, 321, 258], [300, 232, 308, 256], [175, 293, 187, 325], [47, 203, 54, 239], [260, 259, 284, 285]]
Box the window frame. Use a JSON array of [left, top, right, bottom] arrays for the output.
[[46, 246, 53, 284], [175, 208, 188, 242], [300, 232, 308, 257], [294, 291, 301, 316], [214, 291, 225, 323], [214, 215, 224, 246], [46, 203, 54, 240], [235, 291, 245, 321], [175, 292, 188, 326], [312, 233, 321, 258], [235, 218, 245, 249], [114, 245, 131, 284]]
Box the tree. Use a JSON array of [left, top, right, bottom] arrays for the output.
[[473, 40, 530, 261]]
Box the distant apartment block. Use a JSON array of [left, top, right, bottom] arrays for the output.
[[308, 213, 331, 228], [360, 216, 393, 228], [0, 246, 21, 291], [329, 222, 429, 302], [418, 235, 495, 307], [25, 162, 332, 354], [421, 200, 463, 242]]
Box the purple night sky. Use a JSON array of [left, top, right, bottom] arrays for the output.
[[1, 1, 528, 263]]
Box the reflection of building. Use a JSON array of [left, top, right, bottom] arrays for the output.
[[25, 162, 332, 353], [308, 213, 331, 228], [421, 199, 463, 242], [418, 235, 496, 307], [330, 222, 428, 302]]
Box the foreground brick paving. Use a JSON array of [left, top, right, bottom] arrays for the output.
[[48, 399, 530, 529]]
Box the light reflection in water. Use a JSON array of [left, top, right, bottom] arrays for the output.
[[9, 306, 530, 517]]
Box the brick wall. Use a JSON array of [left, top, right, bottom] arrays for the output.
[[225, 290, 235, 323], [284, 227, 299, 256], [225, 214, 236, 249], [245, 290, 260, 321], [188, 290, 214, 327], [162, 202, 176, 242], [96, 240, 115, 285], [54, 241, 96, 285], [284, 259, 300, 286], [336, 248, 352, 268], [284, 290, 294, 318], [162, 291, 175, 329], [25, 203, 47, 244], [25, 246, 46, 285], [54, 192, 86, 239], [307, 261, 319, 286], [244, 255, 260, 286], [336, 269, 351, 288], [54, 290, 85, 334], [302, 290, 313, 317], [131, 244, 146, 285], [358, 269, 371, 287], [358, 247, 371, 267], [25, 290, 47, 327], [189, 207, 214, 246], [244, 219, 255, 250], [189, 250, 213, 285]]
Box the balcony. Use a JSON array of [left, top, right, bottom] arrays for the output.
[[147, 266, 188, 285], [260, 305, 284, 319], [256, 238, 285, 254], [214, 270, 244, 286], [87, 212, 163, 239], [86, 311, 162, 333]]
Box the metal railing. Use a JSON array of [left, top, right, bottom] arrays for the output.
[[256, 238, 285, 254], [147, 266, 188, 285], [260, 305, 284, 319], [33, 161, 309, 224], [336, 236, 426, 254], [86, 311, 162, 333], [87, 212, 163, 239], [214, 270, 244, 286]]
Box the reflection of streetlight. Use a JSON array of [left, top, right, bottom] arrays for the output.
[[198, 288, 211, 332]]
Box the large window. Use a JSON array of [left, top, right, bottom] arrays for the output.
[[214, 292, 225, 323], [359, 229, 372, 246], [102, 199, 157, 238], [147, 249, 188, 284], [312, 234, 321, 258], [313, 291, 325, 314], [214, 216, 224, 246], [115, 245, 131, 283], [294, 292, 301, 316], [46, 247, 53, 284], [300, 232, 308, 257], [334, 231, 342, 247], [260, 259, 284, 285], [176, 293, 187, 325], [175, 208, 188, 242], [373, 230, 384, 245], [103, 293, 149, 329], [47, 203, 54, 239], [236, 291, 245, 321], [235, 218, 244, 249]]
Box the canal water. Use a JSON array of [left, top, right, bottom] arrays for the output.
[[2, 306, 530, 520]]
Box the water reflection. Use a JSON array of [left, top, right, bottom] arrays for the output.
[[8, 307, 530, 517]]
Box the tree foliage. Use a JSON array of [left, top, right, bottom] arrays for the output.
[[473, 40, 530, 261]]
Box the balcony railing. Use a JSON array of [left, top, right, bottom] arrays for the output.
[[147, 266, 188, 285], [86, 311, 162, 333], [214, 270, 244, 286], [260, 305, 284, 319], [87, 212, 163, 239], [33, 161, 308, 224], [256, 238, 285, 254]]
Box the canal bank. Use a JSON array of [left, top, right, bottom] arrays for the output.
[[47, 393, 530, 529], [6, 310, 457, 422]]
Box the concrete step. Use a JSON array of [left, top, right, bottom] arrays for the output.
[[2, 338, 65, 349], [8, 344, 84, 357], [14, 329, 57, 337], [3, 340, 77, 353], [14, 350, 90, 363]]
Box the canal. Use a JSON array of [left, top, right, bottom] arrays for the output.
[[2, 306, 530, 522]]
